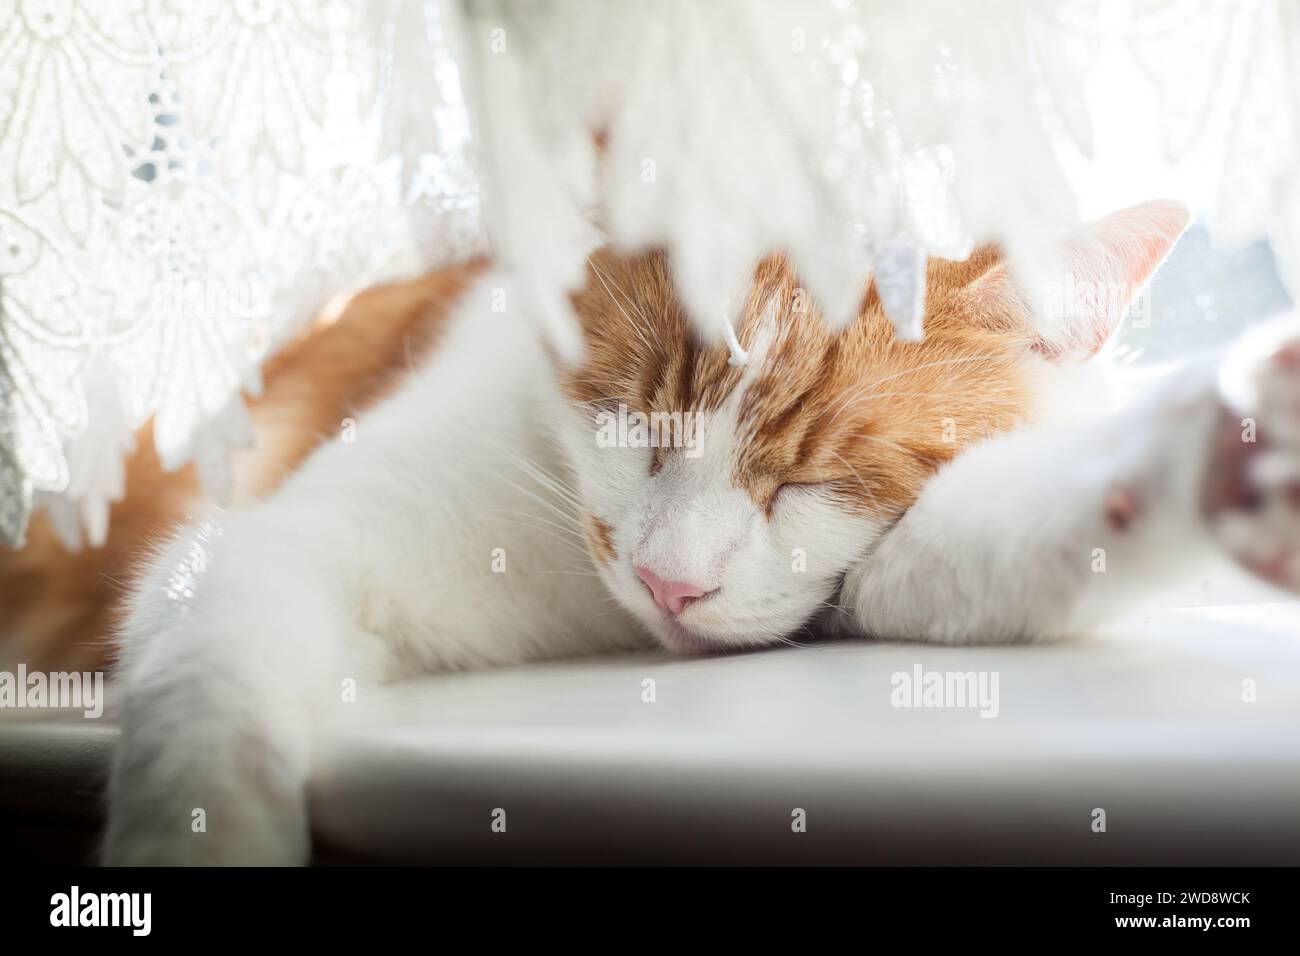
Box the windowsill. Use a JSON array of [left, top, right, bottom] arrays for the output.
[[3, 568, 1298, 865]]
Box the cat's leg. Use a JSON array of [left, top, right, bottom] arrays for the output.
[[843, 340, 1299, 644], [103, 500, 378, 865]]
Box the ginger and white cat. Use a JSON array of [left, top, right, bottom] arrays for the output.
[[100, 199, 1299, 863]]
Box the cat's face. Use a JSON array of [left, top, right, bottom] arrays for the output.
[[555, 247, 1037, 653]]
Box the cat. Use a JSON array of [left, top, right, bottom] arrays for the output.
[[87, 198, 1298, 863]]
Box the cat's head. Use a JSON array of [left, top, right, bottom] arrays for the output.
[[553, 201, 1190, 653]]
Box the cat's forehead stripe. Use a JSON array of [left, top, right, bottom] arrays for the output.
[[564, 246, 1036, 515]]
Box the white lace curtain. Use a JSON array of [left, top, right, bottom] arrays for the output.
[[1, 0, 1297, 548]]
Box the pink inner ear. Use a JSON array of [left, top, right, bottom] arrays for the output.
[[1039, 198, 1192, 362]]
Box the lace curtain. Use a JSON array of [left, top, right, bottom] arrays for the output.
[[0, 0, 481, 547], [1, 0, 1298, 548]]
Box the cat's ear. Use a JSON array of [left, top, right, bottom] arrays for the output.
[[966, 199, 1191, 362]]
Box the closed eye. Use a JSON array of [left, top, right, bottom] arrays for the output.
[[775, 481, 825, 495], [769, 480, 830, 513]]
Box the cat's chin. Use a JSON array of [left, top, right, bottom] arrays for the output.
[[652, 620, 729, 655], [650, 619, 776, 656]]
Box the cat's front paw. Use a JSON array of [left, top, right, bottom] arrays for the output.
[[105, 689, 313, 865], [104, 775, 311, 866], [1206, 329, 1300, 590]]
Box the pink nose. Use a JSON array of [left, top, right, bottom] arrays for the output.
[[635, 566, 712, 615]]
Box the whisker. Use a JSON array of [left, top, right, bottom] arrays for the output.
[[488, 512, 590, 558], [497, 470, 584, 524], [592, 256, 670, 361], [503, 453, 584, 510], [581, 601, 633, 632], [826, 448, 884, 513], [589, 259, 663, 360], [489, 508, 585, 542]]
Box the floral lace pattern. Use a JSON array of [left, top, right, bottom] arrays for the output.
[[0, 0, 481, 546]]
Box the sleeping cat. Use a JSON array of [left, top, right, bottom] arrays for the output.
[[101, 199, 1299, 863]]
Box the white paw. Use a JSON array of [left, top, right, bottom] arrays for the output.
[[1206, 323, 1300, 590], [105, 707, 312, 865], [104, 784, 310, 866]]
